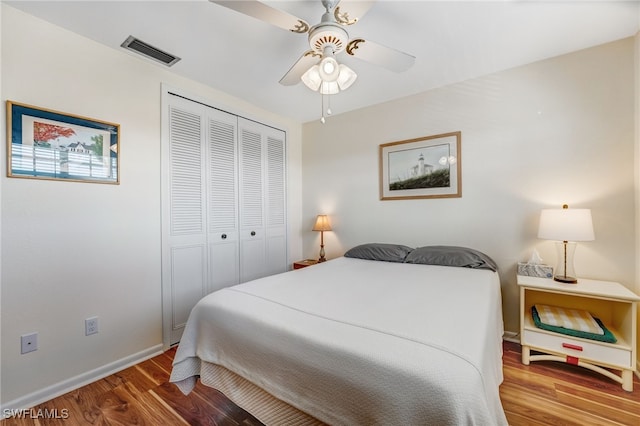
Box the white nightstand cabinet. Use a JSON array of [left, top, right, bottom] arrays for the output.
[[517, 275, 640, 391]]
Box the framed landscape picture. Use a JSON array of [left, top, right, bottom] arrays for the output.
[[379, 131, 461, 200], [6, 101, 120, 184]]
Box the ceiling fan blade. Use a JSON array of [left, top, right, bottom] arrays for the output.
[[333, 0, 376, 25], [279, 50, 322, 86], [345, 38, 415, 72], [210, 0, 310, 33]]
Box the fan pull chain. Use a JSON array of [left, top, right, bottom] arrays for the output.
[[320, 93, 333, 124]]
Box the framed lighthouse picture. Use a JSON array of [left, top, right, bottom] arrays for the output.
[[379, 132, 461, 200]]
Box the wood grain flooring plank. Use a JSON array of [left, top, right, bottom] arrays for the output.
[[152, 381, 240, 426], [190, 383, 263, 426], [500, 384, 619, 426], [119, 390, 179, 426], [501, 364, 559, 398], [105, 365, 157, 396], [148, 347, 176, 374], [147, 389, 190, 426], [57, 378, 115, 425], [555, 382, 640, 412], [134, 358, 171, 387], [554, 385, 640, 426]]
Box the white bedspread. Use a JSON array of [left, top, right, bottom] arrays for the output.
[[170, 257, 507, 425]]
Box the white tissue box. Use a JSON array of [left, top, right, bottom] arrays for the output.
[[517, 262, 553, 278]]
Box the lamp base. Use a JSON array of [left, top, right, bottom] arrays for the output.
[[553, 275, 577, 284], [553, 241, 578, 284], [318, 244, 326, 262]]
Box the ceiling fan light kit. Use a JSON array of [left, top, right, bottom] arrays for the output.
[[210, 0, 415, 121], [301, 51, 357, 95]]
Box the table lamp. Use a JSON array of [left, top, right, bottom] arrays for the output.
[[312, 215, 332, 262], [537, 204, 595, 283]]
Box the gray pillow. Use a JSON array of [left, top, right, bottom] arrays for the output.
[[403, 245, 498, 272], [344, 243, 414, 263]]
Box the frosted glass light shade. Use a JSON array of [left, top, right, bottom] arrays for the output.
[[301, 65, 322, 91], [319, 56, 340, 82], [337, 64, 357, 90], [319, 81, 339, 95]]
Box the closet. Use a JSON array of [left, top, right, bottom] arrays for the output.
[[161, 91, 287, 346]]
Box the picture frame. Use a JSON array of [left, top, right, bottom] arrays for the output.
[[6, 101, 120, 184], [379, 131, 461, 200]]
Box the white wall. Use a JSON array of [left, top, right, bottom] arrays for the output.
[[0, 4, 303, 409], [302, 37, 636, 335], [635, 31, 640, 366]]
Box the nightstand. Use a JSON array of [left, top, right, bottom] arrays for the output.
[[293, 259, 319, 269], [517, 275, 639, 391]]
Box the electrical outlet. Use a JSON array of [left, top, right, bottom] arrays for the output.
[[85, 317, 99, 336], [21, 332, 38, 354]]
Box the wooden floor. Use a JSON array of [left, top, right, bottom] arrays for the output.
[[2, 341, 639, 425]]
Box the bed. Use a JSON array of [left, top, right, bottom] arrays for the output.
[[170, 244, 508, 425]]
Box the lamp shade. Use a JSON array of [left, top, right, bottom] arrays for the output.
[[538, 206, 595, 242], [312, 215, 332, 232]]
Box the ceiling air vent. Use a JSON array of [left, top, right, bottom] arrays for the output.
[[121, 36, 181, 66]]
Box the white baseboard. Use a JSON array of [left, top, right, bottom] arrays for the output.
[[1, 344, 163, 417], [503, 330, 519, 344]]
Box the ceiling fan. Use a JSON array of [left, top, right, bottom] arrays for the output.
[[210, 0, 415, 95]]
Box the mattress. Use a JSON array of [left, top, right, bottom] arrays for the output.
[[170, 256, 507, 425]]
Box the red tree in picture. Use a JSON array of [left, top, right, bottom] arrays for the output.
[[33, 121, 76, 144]]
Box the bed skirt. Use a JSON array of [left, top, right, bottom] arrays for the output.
[[179, 361, 326, 426]]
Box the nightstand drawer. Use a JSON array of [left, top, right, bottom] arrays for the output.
[[523, 328, 632, 368]]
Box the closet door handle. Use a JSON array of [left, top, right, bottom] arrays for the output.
[[250, 231, 256, 236], [221, 234, 227, 240]]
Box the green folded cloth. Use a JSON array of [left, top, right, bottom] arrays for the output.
[[531, 306, 617, 343]]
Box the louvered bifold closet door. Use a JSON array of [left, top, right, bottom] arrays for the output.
[[264, 129, 287, 277], [163, 95, 208, 345], [237, 118, 287, 282], [207, 109, 240, 292], [238, 119, 266, 283]]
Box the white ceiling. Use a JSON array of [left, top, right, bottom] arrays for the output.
[[6, 1, 640, 123]]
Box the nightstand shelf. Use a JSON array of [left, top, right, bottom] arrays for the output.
[[293, 259, 319, 269], [517, 275, 639, 391]]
